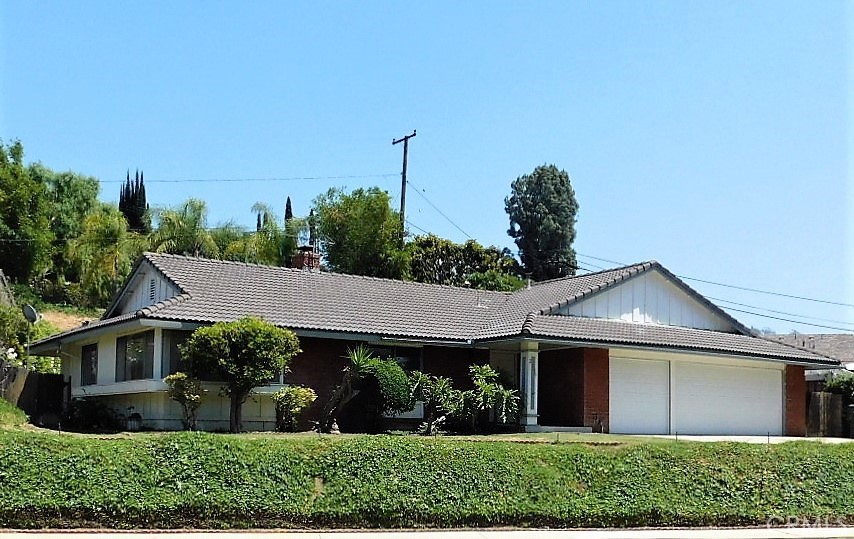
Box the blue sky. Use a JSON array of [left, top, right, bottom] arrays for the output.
[[1, 1, 851, 334]]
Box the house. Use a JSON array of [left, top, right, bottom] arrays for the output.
[[764, 333, 853, 391], [30, 252, 839, 435]]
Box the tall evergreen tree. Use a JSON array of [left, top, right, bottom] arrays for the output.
[[505, 164, 579, 281], [284, 196, 293, 223], [118, 169, 149, 233]]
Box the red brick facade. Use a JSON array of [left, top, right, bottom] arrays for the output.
[[286, 336, 352, 429], [581, 348, 609, 433], [785, 364, 806, 436], [536, 347, 609, 432]]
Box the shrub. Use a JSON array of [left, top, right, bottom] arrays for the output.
[[410, 364, 519, 434], [320, 345, 413, 433], [164, 372, 206, 430], [272, 385, 317, 432], [62, 397, 123, 433], [359, 356, 413, 416], [825, 371, 854, 402], [410, 371, 461, 435]]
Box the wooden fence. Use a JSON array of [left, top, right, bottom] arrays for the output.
[[0, 361, 68, 427]]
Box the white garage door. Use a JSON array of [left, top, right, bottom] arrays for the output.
[[671, 362, 783, 435], [610, 357, 669, 434]]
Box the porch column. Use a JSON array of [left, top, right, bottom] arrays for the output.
[[519, 341, 539, 427]]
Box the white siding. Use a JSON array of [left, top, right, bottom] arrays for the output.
[[118, 267, 180, 315], [559, 270, 733, 331]]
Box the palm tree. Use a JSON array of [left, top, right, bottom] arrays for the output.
[[218, 203, 304, 266], [150, 198, 219, 258], [71, 203, 147, 306]]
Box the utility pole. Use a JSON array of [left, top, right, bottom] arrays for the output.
[[392, 129, 416, 246]]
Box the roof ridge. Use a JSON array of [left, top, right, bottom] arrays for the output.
[[530, 260, 657, 287], [535, 261, 659, 315], [144, 251, 513, 296]]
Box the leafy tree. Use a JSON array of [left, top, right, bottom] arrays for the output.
[[210, 221, 248, 258], [71, 203, 147, 307], [0, 141, 53, 283], [151, 198, 218, 258], [505, 164, 579, 281], [407, 234, 523, 290], [409, 371, 460, 435], [312, 187, 408, 279], [29, 164, 100, 290], [181, 317, 301, 432], [164, 372, 206, 430], [466, 269, 525, 292]]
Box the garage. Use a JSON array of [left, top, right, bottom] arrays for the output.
[[610, 355, 784, 435], [671, 362, 783, 435], [610, 357, 669, 434]]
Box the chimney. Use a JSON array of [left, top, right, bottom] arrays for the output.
[[292, 245, 321, 270]]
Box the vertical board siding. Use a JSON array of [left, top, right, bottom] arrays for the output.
[[119, 268, 180, 315], [559, 271, 732, 331]]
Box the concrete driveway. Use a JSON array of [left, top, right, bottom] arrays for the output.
[[642, 435, 853, 444]]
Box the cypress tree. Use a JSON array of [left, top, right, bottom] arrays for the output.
[[284, 196, 293, 223]]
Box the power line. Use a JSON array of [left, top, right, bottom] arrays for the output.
[[98, 173, 398, 184], [718, 306, 854, 333], [682, 275, 854, 309], [405, 179, 473, 240], [709, 296, 854, 328], [577, 252, 854, 309], [405, 219, 431, 236]]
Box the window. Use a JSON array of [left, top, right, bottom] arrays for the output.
[[148, 279, 156, 302], [163, 330, 192, 375], [81, 344, 98, 386], [116, 331, 154, 382]]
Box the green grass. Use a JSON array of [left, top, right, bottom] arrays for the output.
[[0, 398, 27, 428], [0, 428, 852, 529]]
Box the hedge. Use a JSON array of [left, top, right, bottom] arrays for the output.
[[0, 430, 853, 528]]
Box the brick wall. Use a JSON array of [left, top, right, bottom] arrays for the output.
[[785, 364, 806, 436], [286, 337, 351, 428], [582, 348, 610, 433]]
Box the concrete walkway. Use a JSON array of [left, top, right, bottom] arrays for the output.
[[3, 529, 854, 538]]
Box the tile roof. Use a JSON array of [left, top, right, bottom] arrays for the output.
[[522, 315, 839, 365], [32, 253, 839, 367], [764, 333, 854, 365], [142, 253, 509, 341]]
